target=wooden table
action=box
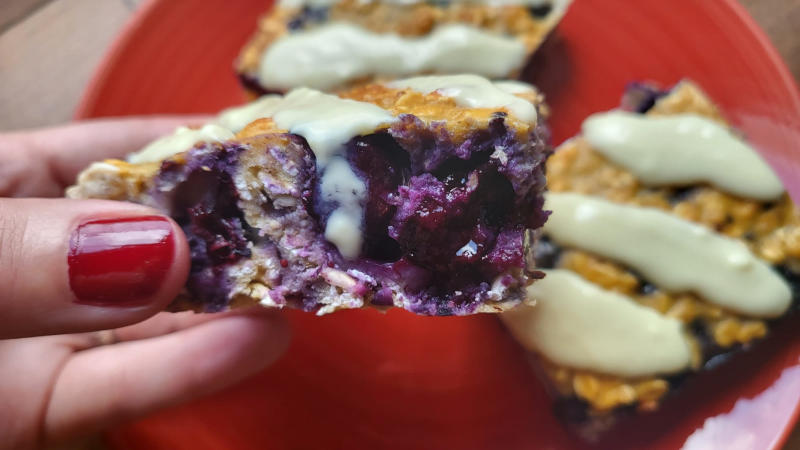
[1,0,799,448]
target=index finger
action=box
[0,116,210,197]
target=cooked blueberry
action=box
[528,3,553,18]
[160,143,253,309]
[346,133,410,262]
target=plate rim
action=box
[73,1,800,447]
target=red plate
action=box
[77,0,800,448]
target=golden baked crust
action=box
[236,83,545,142]
[236,0,570,94]
[540,80,800,413]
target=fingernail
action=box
[68,216,175,306]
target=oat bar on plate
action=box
[69,75,551,315]
[235,0,572,94]
[501,80,799,437]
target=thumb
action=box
[0,198,189,339]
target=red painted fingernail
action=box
[68,216,175,306]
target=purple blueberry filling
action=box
[150,112,548,315]
[155,144,253,310]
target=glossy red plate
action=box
[77,0,800,448]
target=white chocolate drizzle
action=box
[279,0,563,9]
[582,111,784,201]
[502,269,692,377]
[493,80,536,94]
[544,193,792,318]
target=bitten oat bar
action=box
[502,80,799,438]
[235,0,572,94]
[69,75,551,316]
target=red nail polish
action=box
[68,216,175,305]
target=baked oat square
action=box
[69,75,551,316]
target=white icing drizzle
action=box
[259,23,526,91]
[215,95,283,132]
[544,193,792,318]
[582,111,784,201]
[502,269,692,377]
[127,124,235,164]
[320,157,367,258]
[389,74,537,123]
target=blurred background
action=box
[0,0,797,131]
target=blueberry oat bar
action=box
[502,80,799,437]
[236,0,572,94]
[69,75,551,316]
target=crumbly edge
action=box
[235,0,571,92]
[539,80,800,414]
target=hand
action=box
[0,118,290,449]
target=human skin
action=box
[0,118,291,449]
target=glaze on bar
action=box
[69,74,551,316]
[320,157,368,258]
[544,192,792,318]
[269,88,397,163]
[582,111,784,201]
[502,269,692,377]
[259,24,527,91]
